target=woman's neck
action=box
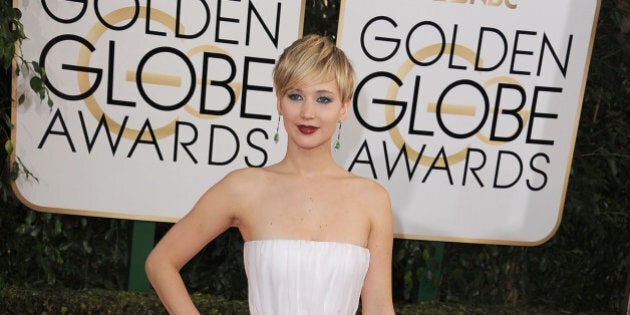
[279,142,343,178]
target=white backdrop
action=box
[335,0,600,244]
[14,0,303,219]
[13,0,599,245]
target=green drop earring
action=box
[334,121,342,150]
[273,115,281,143]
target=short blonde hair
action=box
[273,34,355,103]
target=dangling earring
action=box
[273,115,281,143]
[334,121,342,150]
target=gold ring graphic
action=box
[78,7,182,141]
[385,43,527,167]
[183,45,242,119]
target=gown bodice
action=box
[243,239,370,315]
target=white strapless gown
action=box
[244,239,370,315]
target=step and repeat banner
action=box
[336,0,600,244]
[13,0,304,220]
[13,0,600,245]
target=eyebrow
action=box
[288,88,334,94]
[315,89,335,94]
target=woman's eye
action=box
[287,93,303,101]
[316,96,332,104]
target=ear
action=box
[339,100,350,121]
[276,98,282,116]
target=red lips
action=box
[297,125,319,134]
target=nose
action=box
[300,99,315,119]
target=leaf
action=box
[607,158,618,178]
[422,248,431,261]
[82,240,93,254]
[4,139,13,155]
[18,92,25,104]
[29,75,42,91]
[10,160,19,181]
[15,156,39,182]
[54,219,62,236]
[1,112,13,129]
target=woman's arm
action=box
[145,171,242,314]
[361,183,396,315]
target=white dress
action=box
[244,239,370,315]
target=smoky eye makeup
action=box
[316,96,333,104]
[286,92,303,101]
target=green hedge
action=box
[1,285,600,315]
[0,285,248,315]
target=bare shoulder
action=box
[219,167,273,188]
[203,167,273,207]
[197,167,274,220]
[346,173,389,198]
[344,173,391,214]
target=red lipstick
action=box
[298,125,319,135]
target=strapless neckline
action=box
[244,238,370,315]
[244,238,368,250]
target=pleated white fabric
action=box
[243,239,370,315]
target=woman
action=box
[145,34,395,315]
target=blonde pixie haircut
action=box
[273,34,355,103]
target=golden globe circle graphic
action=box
[385,43,528,167]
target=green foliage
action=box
[1,285,591,315]
[0,206,132,290]
[0,4,49,204]
[392,240,444,301]
[0,4,20,204]
[303,0,340,38]
[0,5,23,70]
[0,285,249,315]
[178,227,248,300]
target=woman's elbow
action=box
[144,250,162,282]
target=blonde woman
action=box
[145,34,395,315]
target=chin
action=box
[292,141,330,151]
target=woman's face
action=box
[277,79,349,151]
